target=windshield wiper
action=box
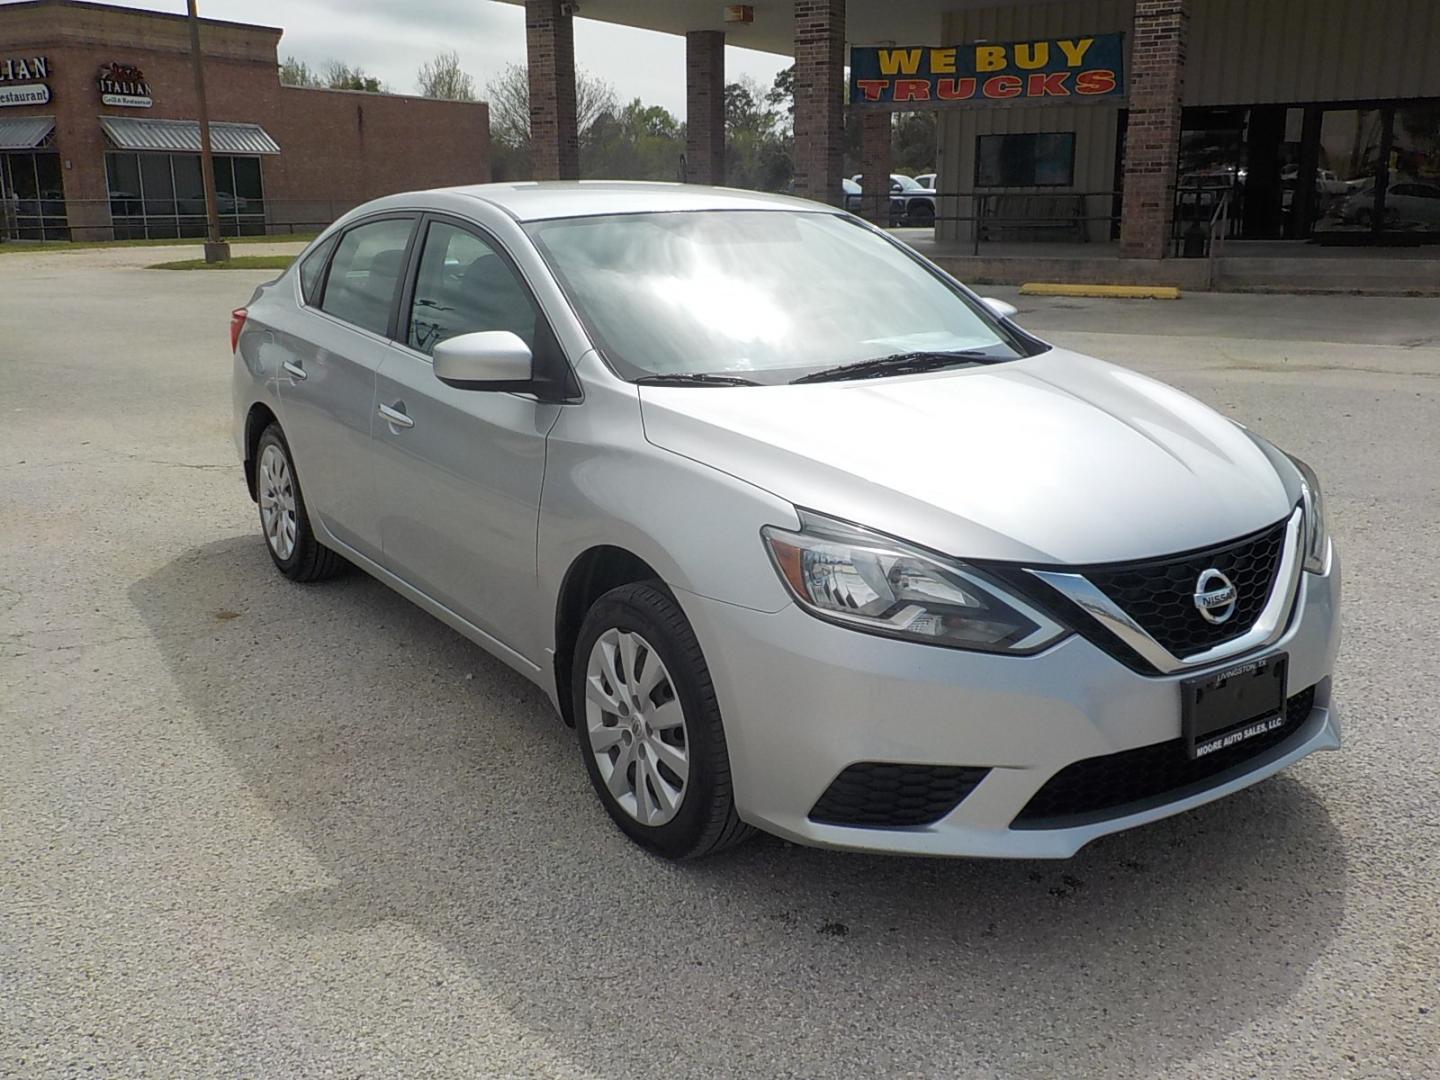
[790,350,1003,385]
[636,373,760,387]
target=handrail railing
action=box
[1205,188,1232,288]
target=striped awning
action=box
[99,116,281,155]
[0,115,55,150]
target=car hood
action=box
[637,349,1295,565]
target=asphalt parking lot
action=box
[2,244,1437,1079]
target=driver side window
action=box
[408,221,538,357]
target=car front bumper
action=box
[679,548,1341,858]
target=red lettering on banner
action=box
[1075,68,1117,95]
[935,77,977,100]
[855,79,890,101]
[982,75,1022,99]
[893,79,932,102]
[1026,72,1071,96]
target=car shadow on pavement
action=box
[130,535,1349,1078]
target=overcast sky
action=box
[55,0,790,115]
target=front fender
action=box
[536,378,798,661]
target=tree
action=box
[485,62,617,149]
[582,99,686,180]
[278,56,322,89]
[892,112,937,177]
[765,65,795,124]
[724,75,791,192]
[485,62,618,180]
[323,60,386,94]
[417,49,476,102]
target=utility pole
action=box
[188,0,229,263]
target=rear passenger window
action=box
[319,217,415,336]
[298,233,337,306]
[407,221,538,356]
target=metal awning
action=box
[99,116,281,155]
[0,115,55,150]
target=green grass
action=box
[148,255,296,271]
[0,233,316,255]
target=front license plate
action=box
[1181,653,1288,760]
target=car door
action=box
[371,215,565,663]
[276,213,417,557]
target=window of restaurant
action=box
[105,151,266,240]
[1,150,69,241]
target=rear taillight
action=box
[230,308,248,353]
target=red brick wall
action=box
[859,111,892,225]
[685,30,725,186]
[1,0,488,238]
[792,0,845,207]
[1120,0,1188,258]
[524,0,578,181]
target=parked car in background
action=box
[232,182,1340,862]
[914,172,937,190]
[842,177,904,224]
[852,173,937,227]
[1342,180,1440,228]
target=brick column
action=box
[859,110,891,225]
[685,31,726,185]
[525,0,579,180]
[793,0,846,206]
[1119,0,1188,258]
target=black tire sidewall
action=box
[255,425,318,577]
[572,585,729,858]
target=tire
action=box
[573,582,752,859]
[909,201,936,228]
[254,423,346,582]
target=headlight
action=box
[1289,454,1329,573]
[762,512,1068,653]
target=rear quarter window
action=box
[298,234,338,306]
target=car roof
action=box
[374,181,829,223]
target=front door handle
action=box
[378,402,414,430]
[282,360,307,381]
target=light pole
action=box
[188,0,229,263]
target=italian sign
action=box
[98,62,153,108]
[850,34,1125,108]
[0,54,50,106]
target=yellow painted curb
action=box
[1019,283,1181,299]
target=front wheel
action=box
[908,201,936,228]
[573,582,752,859]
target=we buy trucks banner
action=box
[850,34,1125,108]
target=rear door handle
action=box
[378,402,414,430]
[282,360,307,381]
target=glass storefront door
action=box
[1,151,69,240]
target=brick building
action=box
[504,0,1440,260]
[0,0,489,241]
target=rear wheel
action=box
[573,582,751,859]
[255,424,345,582]
[909,201,936,228]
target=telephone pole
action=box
[188,0,229,263]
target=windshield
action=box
[892,175,922,191]
[526,210,1036,384]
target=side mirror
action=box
[433,331,533,390]
[980,297,1018,321]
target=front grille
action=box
[1012,685,1316,829]
[809,762,990,829]
[1080,518,1289,658]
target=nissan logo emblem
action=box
[1193,568,1238,625]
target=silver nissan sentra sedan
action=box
[231,182,1340,860]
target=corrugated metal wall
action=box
[932,0,1440,242]
[1188,0,1440,105]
